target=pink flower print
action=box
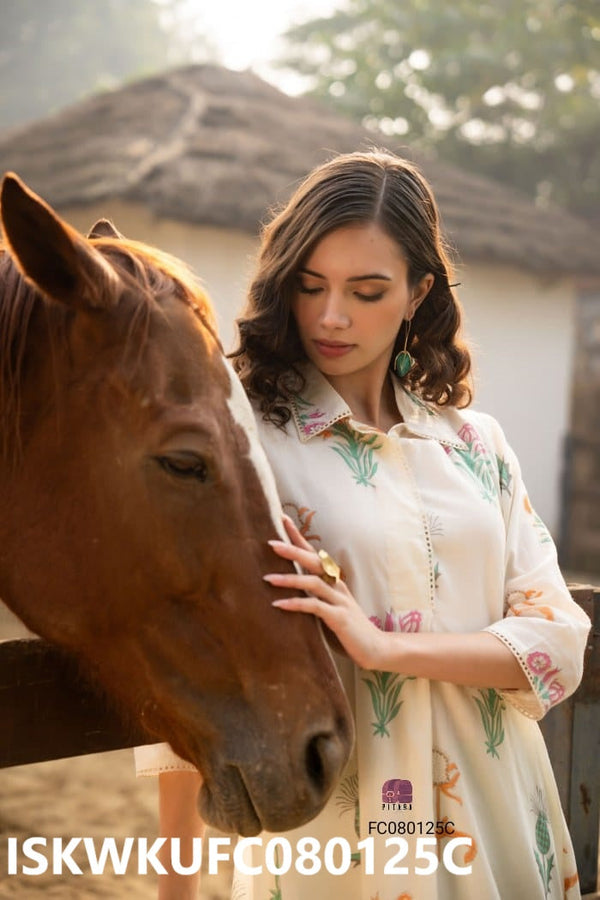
[527,651,552,675]
[301,411,327,436]
[457,422,478,444]
[457,422,487,455]
[399,610,422,632]
[548,680,565,705]
[370,609,422,633]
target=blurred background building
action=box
[1,1,598,572]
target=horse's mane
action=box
[0,236,219,463]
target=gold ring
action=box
[318,549,341,586]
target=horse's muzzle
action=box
[197,722,353,836]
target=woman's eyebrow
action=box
[299,267,392,282]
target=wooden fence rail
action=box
[0,638,150,767]
[1,585,598,893]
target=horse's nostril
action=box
[305,732,341,796]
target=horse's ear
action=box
[0,172,120,311]
[87,218,123,240]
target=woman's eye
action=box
[157,454,208,482]
[297,281,322,295]
[355,291,385,302]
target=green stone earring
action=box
[393,320,414,377]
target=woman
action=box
[137,150,590,899]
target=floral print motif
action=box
[528,651,553,674]
[523,494,553,544]
[496,454,513,495]
[293,393,330,437]
[362,671,414,737]
[282,502,321,542]
[443,422,499,503]
[564,871,579,894]
[369,609,422,633]
[506,589,555,622]
[405,390,439,417]
[336,771,360,832]
[432,749,478,865]
[268,853,283,900]
[526,651,565,707]
[329,422,382,487]
[427,513,444,536]
[432,748,462,808]
[474,688,506,758]
[531,787,555,898]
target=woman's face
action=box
[292,222,432,382]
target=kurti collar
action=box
[290,364,467,450]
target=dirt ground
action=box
[0,603,232,899]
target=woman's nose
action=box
[320,293,350,329]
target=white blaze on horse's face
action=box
[223,360,287,543]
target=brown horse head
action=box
[0,174,353,836]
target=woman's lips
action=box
[313,340,355,358]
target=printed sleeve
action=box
[134,742,198,777]
[481,416,591,720]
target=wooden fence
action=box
[0,585,598,893]
[540,584,600,896]
[560,434,600,574]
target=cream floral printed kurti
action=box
[137,364,590,900]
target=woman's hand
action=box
[266,517,531,690]
[265,515,386,671]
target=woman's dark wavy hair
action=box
[230,149,472,426]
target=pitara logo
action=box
[381,778,413,810]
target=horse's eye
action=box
[157,454,208,482]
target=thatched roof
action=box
[0,63,597,274]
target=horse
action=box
[0,173,353,837]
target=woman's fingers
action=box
[282,514,314,551]
[271,594,343,632]
[264,571,344,601]
[268,538,325,576]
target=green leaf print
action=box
[362,671,414,737]
[473,688,506,758]
[533,512,553,544]
[405,391,439,417]
[447,423,499,503]
[330,422,382,487]
[531,787,554,898]
[336,772,360,839]
[534,850,555,899]
[496,454,513,495]
[268,844,283,899]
